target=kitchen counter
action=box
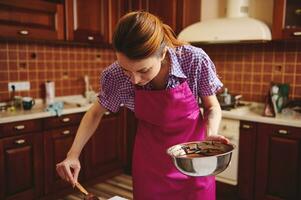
[1,96,300,128]
[0,95,93,124]
[222,102,301,128]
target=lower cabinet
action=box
[44,125,82,195]
[0,133,43,200]
[238,121,301,200]
[84,109,127,179]
[255,123,301,200]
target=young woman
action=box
[56,11,229,200]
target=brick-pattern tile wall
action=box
[202,41,301,102]
[0,41,116,102]
[0,40,300,103]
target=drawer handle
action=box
[18,30,29,35]
[88,36,94,41]
[293,32,301,36]
[277,129,288,135]
[104,111,110,115]
[15,139,26,145]
[62,117,70,122]
[62,130,71,135]
[242,124,251,129]
[295,9,301,15]
[14,125,25,130]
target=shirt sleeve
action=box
[197,50,223,96]
[98,68,122,113]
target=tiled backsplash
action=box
[0,41,300,103]
[203,41,301,102]
[0,42,116,102]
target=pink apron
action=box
[133,81,215,200]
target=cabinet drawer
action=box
[0,119,42,138]
[43,113,83,129]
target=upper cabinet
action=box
[0,0,65,40]
[65,0,129,44]
[129,0,201,35]
[272,0,301,39]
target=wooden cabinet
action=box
[255,123,301,200]
[65,0,129,44]
[0,121,43,200]
[272,0,301,39]
[238,121,257,200]
[238,121,301,200]
[84,109,126,179]
[0,0,65,41]
[130,0,201,35]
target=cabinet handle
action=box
[295,9,301,15]
[62,130,71,135]
[293,32,301,36]
[88,36,94,41]
[242,124,251,129]
[62,117,70,122]
[18,30,29,35]
[15,139,26,145]
[277,129,289,135]
[14,125,25,130]
[104,111,110,115]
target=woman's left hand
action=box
[206,135,230,144]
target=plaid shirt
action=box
[98,45,223,112]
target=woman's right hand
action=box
[56,154,81,186]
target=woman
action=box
[56,11,229,200]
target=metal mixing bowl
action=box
[166,141,235,177]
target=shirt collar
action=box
[167,47,187,79]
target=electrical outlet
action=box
[8,81,31,91]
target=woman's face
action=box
[116,52,164,85]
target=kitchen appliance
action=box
[216,118,240,185]
[166,141,235,177]
[178,0,271,43]
[217,88,243,110]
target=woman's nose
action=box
[130,73,140,84]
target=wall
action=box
[0,40,300,103]
[0,41,115,102]
[202,40,301,102]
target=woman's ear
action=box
[160,47,167,62]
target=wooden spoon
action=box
[75,182,89,196]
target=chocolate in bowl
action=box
[84,194,99,200]
[167,141,235,176]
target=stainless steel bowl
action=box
[166,141,235,177]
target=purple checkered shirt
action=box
[98,45,223,112]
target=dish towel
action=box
[45,101,64,116]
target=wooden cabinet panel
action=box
[130,0,200,35]
[0,133,43,200]
[84,111,126,179]
[43,113,83,129]
[65,0,129,44]
[44,126,80,195]
[0,0,64,40]
[238,121,257,200]
[0,119,42,138]
[255,124,301,200]
[272,0,301,40]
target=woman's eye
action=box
[140,68,150,73]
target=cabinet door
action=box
[272,0,301,39]
[130,0,200,35]
[255,124,301,200]
[84,110,126,179]
[0,133,43,200]
[238,121,257,200]
[0,0,64,40]
[65,0,129,44]
[44,126,81,195]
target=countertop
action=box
[1,96,300,128]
